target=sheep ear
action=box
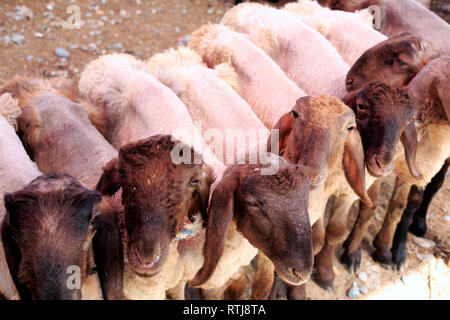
[401,120,423,180]
[196,165,216,222]
[343,130,372,207]
[267,111,293,155]
[3,191,38,231]
[189,168,240,287]
[434,78,450,124]
[96,158,121,196]
[92,198,125,300]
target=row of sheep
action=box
[0,0,448,300]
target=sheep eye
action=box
[292,110,299,118]
[357,104,367,111]
[190,179,200,186]
[348,126,356,132]
[247,201,258,207]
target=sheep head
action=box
[345,82,422,179]
[268,95,372,206]
[190,157,313,287]
[346,33,441,92]
[2,174,102,300]
[96,134,214,277]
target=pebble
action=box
[206,8,214,15]
[112,43,123,49]
[101,0,108,4]
[46,4,54,11]
[347,286,360,299]
[54,48,70,59]
[416,252,434,261]
[444,216,450,221]
[81,45,90,51]
[359,285,368,295]
[182,9,187,14]
[69,44,79,49]
[34,32,44,38]
[357,272,368,282]
[26,55,33,61]
[412,237,436,249]
[41,25,48,31]
[7,5,33,21]
[11,33,25,45]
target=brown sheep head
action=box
[345,82,422,179]
[268,95,372,206]
[345,33,441,92]
[96,134,215,277]
[2,174,102,300]
[190,158,313,287]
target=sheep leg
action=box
[391,186,423,271]
[314,197,354,289]
[373,177,412,266]
[341,179,381,273]
[410,159,449,237]
[286,283,306,300]
[251,253,275,300]
[224,268,247,300]
[312,217,325,255]
[166,280,186,300]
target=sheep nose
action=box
[136,241,161,264]
[375,153,393,170]
[346,78,354,89]
[309,168,327,186]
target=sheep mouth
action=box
[127,246,166,277]
[367,155,394,178]
[276,266,311,286]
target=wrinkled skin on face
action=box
[345,33,441,92]
[190,159,314,287]
[350,82,421,179]
[96,135,214,277]
[2,174,102,300]
[268,96,372,206]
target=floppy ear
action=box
[73,190,102,222]
[92,198,125,300]
[434,78,450,123]
[343,130,372,207]
[3,191,38,232]
[189,168,240,287]
[267,111,294,155]
[96,158,121,196]
[401,120,423,180]
[194,165,216,223]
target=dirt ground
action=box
[0,0,449,300]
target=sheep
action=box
[221,2,350,99]
[256,94,374,298]
[2,173,124,300]
[0,94,41,300]
[377,57,450,267]
[188,23,307,129]
[326,0,450,55]
[79,54,228,299]
[283,0,388,65]
[345,33,441,92]
[0,77,124,299]
[145,46,270,161]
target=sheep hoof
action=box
[340,248,361,274]
[313,275,336,293]
[409,216,427,237]
[372,248,392,266]
[391,240,407,272]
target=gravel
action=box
[347,285,360,299]
[54,48,70,58]
[412,237,436,249]
[11,33,25,45]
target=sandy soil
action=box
[0,0,448,300]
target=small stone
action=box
[357,272,368,282]
[181,9,187,14]
[175,26,180,33]
[81,45,89,51]
[85,13,92,18]
[444,216,450,221]
[41,25,47,31]
[100,0,108,4]
[36,58,43,63]
[26,55,33,61]
[352,281,357,287]
[412,237,436,249]
[34,32,44,38]
[119,10,127,17]
[206,8,214,15]
[11,33,25,45]
[359,285,368,295]
[54,48,70,59]
[88,43,97,50]
[112,43,122,49]
[69,44,79,49]
[416,252,434,261]
[347,286,360,299]
[46,3,54,10]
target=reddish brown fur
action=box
[345,33,441,92]
[2,173,123,300]
[96,134,215,277]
